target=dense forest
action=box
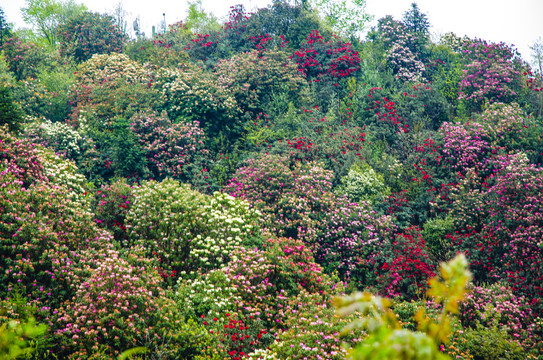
[1,0,543,359]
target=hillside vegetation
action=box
[1,1,543,359]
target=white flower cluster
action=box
[35,146,91,211]
[176,269,240,317]
[77,53,149,86]
[191,192,260,266]
[157,67,239,118]
[126,179,261,274]
[247,348,278,359]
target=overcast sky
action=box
[2,0,542,64]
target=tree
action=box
[530,37,543,76]
[21,0,87,46]
[0,85,23,132]
[402,2,430,35]
[310,0,373,40]
[245,0,330,50]
[184,0,219,34]
[0,6,12,47]
[109,1,130,40]
[57,11,127,63]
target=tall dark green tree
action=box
[402,2,430,35]
[244,0,330,50]
[0,6,12,46]
[0,85,23,133]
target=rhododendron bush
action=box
[125,179,262,283]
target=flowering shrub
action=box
[23,118,83,159]
[364,226,436,300]
[69,53,159,124]
[201,312,271,359]
[225,153,334,242]
[57,12,126,63]
[214,50,308,117]
[477,102,539,155]
[0,127,112,312]
[223,238,336,331]
[178,237,337,333]
[1,37,43,80]
[459,283,538,351]
[458,38,523,110]
[440,121,491,173]
[177,270,241,319]
[359,86,409,135]
[452,154,543,310]
[290,30,360,86]
[375,16,426,82]
[315,196,396,282]
[130,110,209,181]
[266,291,363,359]
[157,66,240,140]
[54,252,162,358]
[53,251,221,359]
[126,179,261,283]
[92,178,134,243]
[336,254,471,360]
[335,162,390,204]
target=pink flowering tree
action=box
[458,39,523,111]
[130,111,209,182]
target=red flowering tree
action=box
[367,226,436,299]
[290,30,360,86]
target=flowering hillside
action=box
[1,1,543,359]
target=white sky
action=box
[2,0,542,63]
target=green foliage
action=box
[214,49,309,119]
[421,214,455,261]
[335,161,390,204]
[402,2,430,35]
[0,317,47,359]
[455,322,525,360]
[0,7,12,47]
[21,0,87,47]
[0,85,22,132]
[245,1,330,50]
[184,0,220,34]
[311,0,373,41]
[336,254,472,359]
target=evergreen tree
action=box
[0,6,12,46]
[402,2,430,35]
[0,85,23,133]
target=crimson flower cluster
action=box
[366,87,409,132]
[202,312,268,359]
[290,30,360,85]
